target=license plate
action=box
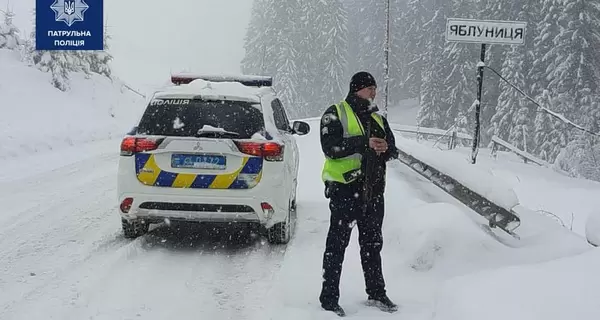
[171,154,226,170]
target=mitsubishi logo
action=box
[193,142,203,151]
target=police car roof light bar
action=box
[171,73,273,87]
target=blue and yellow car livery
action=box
[134,153,263,189]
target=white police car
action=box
[116,73,310,244]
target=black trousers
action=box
[319,182,386,305]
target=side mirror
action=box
[291,121,310,136]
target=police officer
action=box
[318,71,399,316]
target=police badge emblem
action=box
[50,0,89,27]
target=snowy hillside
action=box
[0,48,147,161]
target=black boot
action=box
[321,302,346,317]
[366,295,398,313]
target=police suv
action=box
[117,74,310,244]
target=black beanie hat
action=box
[349,71,377,93]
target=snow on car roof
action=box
[152,78,270,104]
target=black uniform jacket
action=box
[320,92,399,199]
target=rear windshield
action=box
[136,98,264,139]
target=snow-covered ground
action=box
[0,55,598,318]
[264,120,595,319]
[394,135,600,242]
[1,104,598,319]
[0,49,146,162]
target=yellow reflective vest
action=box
[321,100,385,184]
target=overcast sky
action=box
[1,0,254,93]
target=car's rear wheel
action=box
[267,198,295,245]
[122,218,149,239]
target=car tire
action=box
[267,198,295,245]
[122,218,149,239]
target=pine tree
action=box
[240,0,270,75]
[489,46,529,149]
[554,124,600,181]
[475,0,514,144]
[529,0,561,98]
[385,0,407,106]
[269,0,304,116]
[348,0,386,81]
[533,90,567,160]
[440,0,478,133]
[241,0,350,119]
[308,0,349,107]
[542,0,600,161]
[85,25,113,78]
[442,41,477,133]
[399,0,433,102]
[488,1,538,150]
[27,10,87,91]
[296,2,317,89]
[0,7,24,50]
[417,1,453,130]
[531,0,564,159]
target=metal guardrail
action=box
[390,124,473,150]
[390,124,472,140]
[489,135,549,166]
[395,145,521,239]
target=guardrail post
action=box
[490,140,498,159]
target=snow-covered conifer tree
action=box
[488,46,529,149]
[269,0,302,116]
[417,1,452,130]
[240,0,271,75]
[0,7,24,50]
[399,0,433,102]
[347,0,385,81]
[488,1,538,150]
[306,0,349,106]
[541,0,600,161]
[29,11,78,91]
[85,25,113,78]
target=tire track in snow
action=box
[18,224,290,320]
[0,152,137,318]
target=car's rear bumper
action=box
[117,155,292,228]
[119,192,281,227]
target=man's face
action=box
[356,85,377,101]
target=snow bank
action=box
[391,203,509,276]
[432,248,600,320]
[0,49,146,160]
[392,203,590,275]
[395,135,520,211]
[586,213,600,246]
[419,143,600,244]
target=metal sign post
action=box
[445,18,527,164]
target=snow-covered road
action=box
[0,119,593,320]
[0,139,285,320]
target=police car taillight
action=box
[261,202,275,218]
[120,137,162,156]
[234,141,283,161]
[120,197,134,213]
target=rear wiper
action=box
[196,126,239,137]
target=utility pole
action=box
[383,0,390,118]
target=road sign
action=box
[444,18,528,164]
[446,18,527,45]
